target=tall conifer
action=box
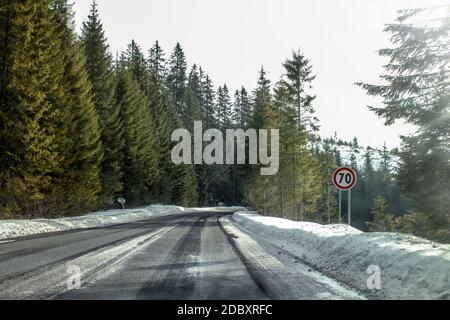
[81,1,124,207]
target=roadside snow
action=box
[232,211,450,300]
[0,205,245,240]
[220,217,365,300]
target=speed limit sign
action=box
[333,167,357,226]
[333,167,357,190]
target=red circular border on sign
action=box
[333,167,357,190]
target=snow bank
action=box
[0,205,245,240]
[232,212,450,300]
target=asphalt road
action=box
[0,211,364,300]
[0,212,269,300]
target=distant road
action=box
[0,211,362,300]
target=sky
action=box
[73,0,450,149]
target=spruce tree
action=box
[148,43,199,206]
[379,143,391,175]
[81,1,124,207]
[316,140,338,223]
[146,77,180,203]
[251,68,272,129]
[363,148,374,178]
[183,65,204,128]
[239,87,251,128]
[179,164,199,207]
[114,71,158,205]
[274,57,322,221]
[216,85,232,129]
[334,148,343,167]
[282,49,319,134]
[232,90,242,127]
[357,6,450,241]
[48,0,103,215]
[182,87,202,130]
[148,40,166,81]
[188,65,215,205]
[367,196,395,232]
[166,42,187,117]
[122,40,148,91]
[0,0,63,217]
[187,64,202,102]
[241,70,276,214]
[200,71,217,128]
[349,153,358,171]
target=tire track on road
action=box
[138,215,208,299]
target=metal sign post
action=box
[332,167,357,226]
[348,189,351,225]
[117,197,126,210]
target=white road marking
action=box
[0,240,15,244]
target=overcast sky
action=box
[73,0,450,149]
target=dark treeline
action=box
[0,1,448,242]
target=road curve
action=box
[0,212,268,300]
[0,211,364,300]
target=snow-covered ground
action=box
[0,205,245,240]
[220,216,365,300]
[231,211,450,300]
[2,206,448,300]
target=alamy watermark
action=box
[171,121,279,176]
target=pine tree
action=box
[216,85,232,129]
[363,148,374,179]
[244,80,282,217]
[148,40,166,81]
[81,1,124,207]
[232,90,242,127]
[179,164,199,207]
[166,42,187,117]
[357,6,450,241]
[349,153,358,171]
[204,84,232,203]
[182,87,202,130]
[122,40,148,91]
[47,0,103,215]
[379,142,392,175]
[367,196,396,232]
[239,87,251,128]
[148,44,200,206]
[187,64,202,101]
[231,88,252,128]
[183,65,203,128]
[244,73,322,221]
[114,71,158,205]
[282,49,319,134]
[279,50,321,220]
[316,140,338,223]
[352,137,360,150]
[251,67,271,129]
[146,77,180,203]
[0,0,64,217]
[200,71,216,128]
[185,65,211,204]
[334,148,343,166]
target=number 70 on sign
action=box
[332,167,357,225]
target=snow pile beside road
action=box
[232,212,450,300]
[0,205,245,240]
